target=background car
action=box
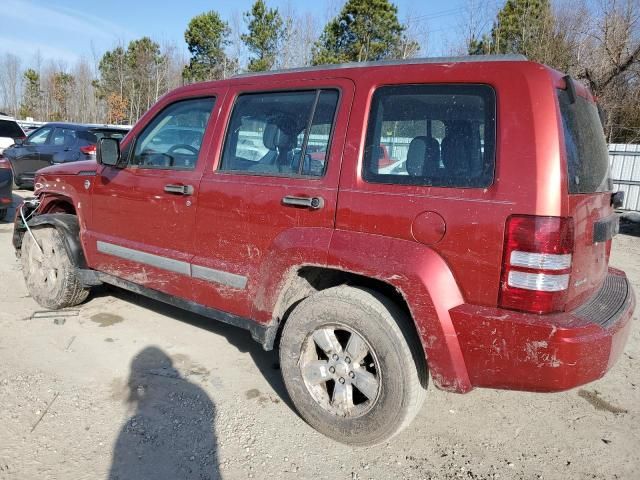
[4,123,129,188]
[0,114,26,155]
[0,154,13,220]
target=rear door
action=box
[86,95,220,301]
[191,78,354,319]
[557,87,615,309]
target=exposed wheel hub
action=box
[299,324,381,418]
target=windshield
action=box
[557,89,612,194]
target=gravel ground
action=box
[0,193,639,480]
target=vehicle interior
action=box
[365,88,495,187]
[222,90,338,177]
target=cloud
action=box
[0,0,133,42]
[0,36,81,64]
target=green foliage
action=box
[52,72,74,121]
[97,46,128,99]
[97,37,169,123]
[241,0,284,72]
[312,0,406,65]
[183,11,234,82]
[19,69,40,119]
[469,0,552,56]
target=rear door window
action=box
[84,129,128,143]
[557,89,612,193]
[0,120,24,138]
[220,89,339,177]
[363,84,496,188]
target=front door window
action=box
[130,97,215,170]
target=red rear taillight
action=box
[499,215,574,314]
[80,144,97,155]
[0,156,11,169]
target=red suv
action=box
[13,55,635,446]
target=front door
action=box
[85,95,220,300]
[14,126,52,183]
[191,79,354,320]
[39,126,80,165]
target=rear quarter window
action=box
[363,84,496,188]
[557,89,612,193]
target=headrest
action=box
[406,136,428,176]
[263,123,296,151]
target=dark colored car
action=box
[4,123,129,188]
[13,55,635,446]
[0,154,12,220]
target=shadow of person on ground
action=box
[109,346,220,480]
[101,287,295,412]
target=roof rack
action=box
[232,54,527,79]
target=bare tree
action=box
[0,53,22,117]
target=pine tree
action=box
[312,0,406,65]
[241,0,284,72]
[183,11,234,82]
[19,69,40,119]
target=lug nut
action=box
[332,354,339,361]
[338,377,345,384]
[345,356,351,363]
[349,371,355,378]
[329,366,335,374]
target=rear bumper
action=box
[450,268,635,392]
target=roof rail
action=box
[232,54,528,79]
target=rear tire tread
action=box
[279,285,427,446]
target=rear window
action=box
[81,129,128,143]
[557,89,612,193]
[0,119,24,138]
[363,84,496,188]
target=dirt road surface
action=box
[1,193,639,480]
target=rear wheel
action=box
[0,208,6,221]
[279,285,427,446]
[21,226,89,309]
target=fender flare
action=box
[252,227,473,393]
[23,213,89,269]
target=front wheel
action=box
[279,286,427,446]
[21,226,89,309]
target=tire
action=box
[279,285,428,446]
[0,208,6,221]
[21,226,90,309]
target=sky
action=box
[0,0,471,66]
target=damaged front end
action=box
[12,196,41,256]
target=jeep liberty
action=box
[13,55,635,445]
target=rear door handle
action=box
[164,184,194,195]
[282,195,324,209]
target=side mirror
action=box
[97,137,120,167]
[14,138,24,146]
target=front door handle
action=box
[164,184,194,195]
[282,195,324,209]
